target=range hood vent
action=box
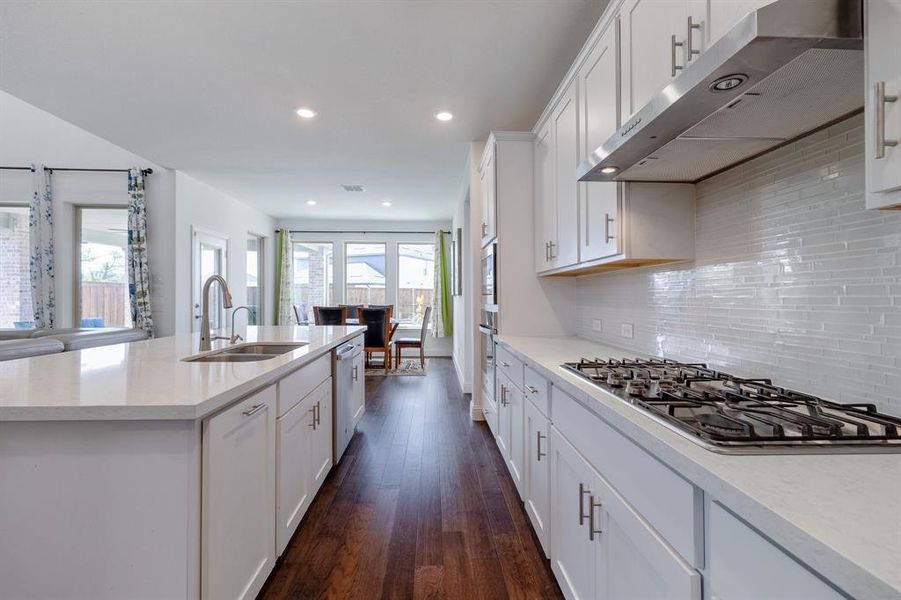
[577,0,863,184]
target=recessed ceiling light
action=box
[295,107,317,119]
[434,111,453,122]
[306,199,317,206]
[600,166,619,175]
[381,201,392,207]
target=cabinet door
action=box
[495,373,511,460]
[524,398,551,557]
[310,378,333,493]
[866,0,901,207]
[534,120,556,272]
[276,393,315,556]
[507,385,526,498]
[595,470,701,600]
[708,0,774,47]
[550,426,600,600]
[620,0,689,120]
[352,348,365,427]
[578,20,621,262]
[480,145,497,246]
[553,80,580,268]
[202,386,277,600]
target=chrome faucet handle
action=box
[230,333,244,344]
[229,305,254,345]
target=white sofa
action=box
[0,328,150,361]
[0,338,65,361]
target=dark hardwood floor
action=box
[259,358,562,600]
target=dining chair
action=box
[293,304,308,325]
[358,306,393,374]
[313,306,347,325]
[394,306,431,370]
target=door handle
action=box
[686,16,701,61]
[875,81,898,159]
[314,401,321,427]
[242,403,266,417]
[588,495,603,541]
[309,407,317,429]
[352,364,359,381]
[537,430,547,461]
[604,213,615,244]
[526,385,539,394]
[578,483,591,525]
[671,34,684,77]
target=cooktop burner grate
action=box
[561,358,901,453]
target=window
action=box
[293,242,334,323]
[77,207,132,328]
[345,242,386,306]
[397,243,434,325]
[0,205,33,328]
[246,235,264,325]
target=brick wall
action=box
[574,114,901,413]
[0,210,32,327]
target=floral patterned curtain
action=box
[29,165,55,329]
[127,169,154,335]
[275,229,295,325]
[431,230,452,337]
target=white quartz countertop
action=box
[0,326,366,422]
[497,335,901,600]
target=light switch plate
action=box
[621,323,634,338]
[592,319,602,332]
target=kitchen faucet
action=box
[229,306,255,344]
[199,275,234,352]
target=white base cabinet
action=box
[202,385,277,600]
[351,346,366,426]
[524,396,551,557]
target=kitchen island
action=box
[0,325,365,600]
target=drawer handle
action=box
[526,385,539,394]
[537,431,547,461]
[242,403,266,417]
[499,361,510,368]
[589,495,603,541]
[578,483,591,525]
[875,81,898,159]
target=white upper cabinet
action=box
[865,0,901,209]
[535,120,556,272]
[620,0,690,120]
[553,80,581,269]
[578,19,620,263]
[480,143,497,246]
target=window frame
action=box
[246,232,266,325]
[395,241,436,326]
[74,205,132,329]
[292,240,336,323]
[343,240,388,308]
[0,202,32,329]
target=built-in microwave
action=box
[481,242,497,310]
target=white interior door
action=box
[192,228,229,333]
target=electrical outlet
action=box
[621,323,634,339]
[592,319,602,332]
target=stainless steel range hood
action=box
[577,0,864,184]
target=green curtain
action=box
[432,230,452,336]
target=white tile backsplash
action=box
[575,114,901,413]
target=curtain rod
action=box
[0,165,153,176]
[278,229,443,235]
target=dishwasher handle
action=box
[336,342,361,361]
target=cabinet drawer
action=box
[277,353,331,417]
[552,386,701,567]
[523,365,549,417]
[707,502,843,600]
[496,345,523,391]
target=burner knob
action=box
[607,372,624,387]
[647,380,661,396]
[626,380,646,396]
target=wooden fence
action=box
[81,282,130,327]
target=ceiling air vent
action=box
[341,184,365,193]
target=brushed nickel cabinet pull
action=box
[875,81,898,159]
[309,407,316,429]
[526,385,539,394]
[537,431,547,461]
[352,364,358,381]
[588,495,603,541]
[242,403,266,417]
[578,483,591,525]
[671,35,684,77]
[687,16,701,60]
[605,213,615,243]
[315,401,321,427]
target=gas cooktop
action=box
[561,358,901,454]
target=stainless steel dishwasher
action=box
[334,339,362,460]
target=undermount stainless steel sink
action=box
[183,342,307,363]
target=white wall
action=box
[0,91,178,335]
[274,218,453,357]
[174,172,276,334]
[452,189,473,392]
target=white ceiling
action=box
[0,1,607,221]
